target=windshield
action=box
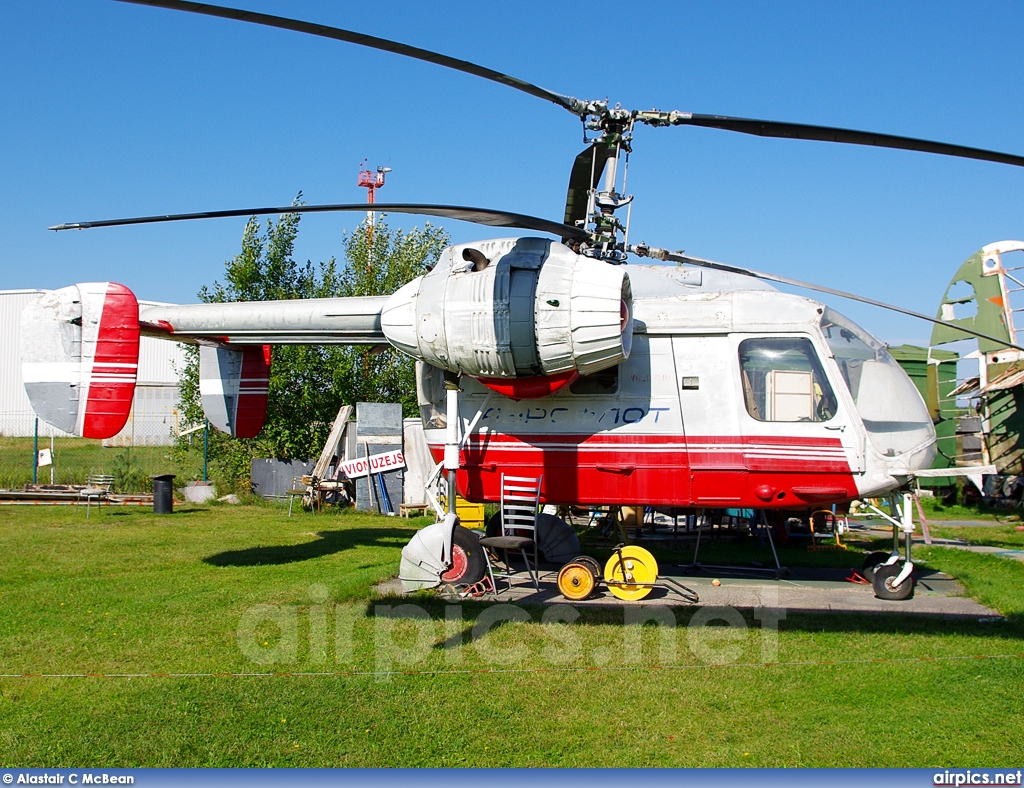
[821,309,934,458]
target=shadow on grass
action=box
[362,596,1024,647]
[203,527,413,567]
[104,508,210,517]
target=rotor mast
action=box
[580,107,635,262]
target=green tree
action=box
[175,201,449,491]
[330,216,449,409]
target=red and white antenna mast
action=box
[357,159,391,228]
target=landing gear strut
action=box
[859,492,916,600]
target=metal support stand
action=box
[680,510,786,579]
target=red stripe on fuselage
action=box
[432,432,857,508]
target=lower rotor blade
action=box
[641,246,1024,353]
[50,203,592,242]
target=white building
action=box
[0,289,187,445]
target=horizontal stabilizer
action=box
[21,283,140,438]
[200,344,271,438]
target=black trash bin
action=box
[150,474,177,514]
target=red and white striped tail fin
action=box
[199,344,271,439]
[21,283,140,439]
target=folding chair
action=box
[479,474,542,592]
[286,477,308,517]
[81,473,114,519]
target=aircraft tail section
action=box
[21,283,140,439]
[200,344,271,439]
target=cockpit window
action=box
[820,308,887,404]
[738,337,837,422]
[820,308,934,458]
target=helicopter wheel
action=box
[604,545,658,601]
[872,562,915,601]
[558,562,597,601]
[439,526,486,586]
[861,551,891,582]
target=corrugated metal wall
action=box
[0,290,186,440]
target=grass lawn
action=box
[928,523,1024,551]
[0,437,180,492]
[1,503,1022,767]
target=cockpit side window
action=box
[739,337,837,422]
[819,309,885,404]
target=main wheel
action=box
[861,551,891,581]
[440,525,486,586]
[872,562,915,601]
[604,545,658,601]
[558,562,597,600]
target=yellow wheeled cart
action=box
[557,545,660,601]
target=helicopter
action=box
[19,0,1024,600]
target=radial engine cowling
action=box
[380,237,633,381]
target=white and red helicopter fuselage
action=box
[419,260,936,510]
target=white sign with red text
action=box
[338,449,406,479]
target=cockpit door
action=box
[735,334,863,504]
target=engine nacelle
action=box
[380,237,633,381]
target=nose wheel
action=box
[861,551,890,582]
[872,562,915,600]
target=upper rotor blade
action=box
[114,0,584,116]
[643,247,1024,353]
[114,2,1024,172]
[673,114,1024,168]
[50,202,592,242]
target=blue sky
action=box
[2,0,1023,346]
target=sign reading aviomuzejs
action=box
[339,449,406,479]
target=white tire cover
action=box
[399,518,453,592]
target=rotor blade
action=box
[563,144,615,232]
[114,0,585,116]
[637,246,1024,353]
[670,113,1024,168]
[50,202,592,242]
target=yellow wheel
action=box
[558,562,597,601]
[604,545,659,601]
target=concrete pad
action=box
[378,561,1001,620]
